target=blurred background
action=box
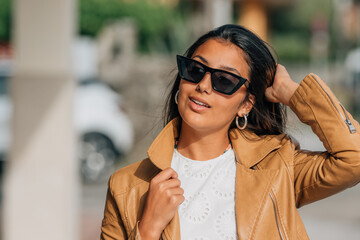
[0,0,359,239]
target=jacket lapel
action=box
[234,163,278,239]
[229,129,283,239]
[229,128,284,168]
[146,119,180,239]
[147,118,179,170]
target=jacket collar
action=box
[147,118,286,169]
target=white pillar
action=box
[3,0,79,239]
[205,0,233,29]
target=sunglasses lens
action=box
[179,58,205,83]
[212,72,240,94]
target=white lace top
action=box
[170,147,238,240]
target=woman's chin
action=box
[180,113,210,131]
[180,114,229,134]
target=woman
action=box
[100,24,360,240]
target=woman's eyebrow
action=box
[193,55,208,64]
[219,65,241,76]
[193,55,242,76]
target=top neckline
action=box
[173,147,234,164]
[174,141,232,153]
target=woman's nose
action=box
[196,72,212,94]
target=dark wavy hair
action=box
[163,24,287,136]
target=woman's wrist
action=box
[138,219,162,240]
[265,64,299,105]
[279,80,299,106]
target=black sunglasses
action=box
[176,55,249,95]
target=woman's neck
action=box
[177,121,231,161]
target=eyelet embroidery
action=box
[211,168,236,199]
[179,192,211,224]
[215,208,237,240]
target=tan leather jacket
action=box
[101,74,360,240]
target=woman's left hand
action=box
[265,64,299,106]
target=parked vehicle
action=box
[0,38,134,183]
[75,78,134,182]
[0,60,11,177]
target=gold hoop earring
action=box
[236,114,248,130]
[175,90,179,105]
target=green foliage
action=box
[0,0,11,41]
[0,0,187,52]
[271,34,309,62]
[79,0,186,53]
[269,0,333,62]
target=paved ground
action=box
[81,112,360,240]
[82,182,107,240]
[298,186,360,239]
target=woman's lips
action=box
[189,97,211,111]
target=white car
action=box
[75,79,134,182]
[0,59,12,164]
[0,66,134,183]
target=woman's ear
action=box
[237,94,255,116]
[248,94,255,107]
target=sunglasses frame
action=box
[176,55,249,95]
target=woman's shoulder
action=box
[108,157,159,195]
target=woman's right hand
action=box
[265,64,299,106]
[138,167,185,240]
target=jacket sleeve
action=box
[100,176,142,240]
[288,73,360,208]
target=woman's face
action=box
[178,39,254,133]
